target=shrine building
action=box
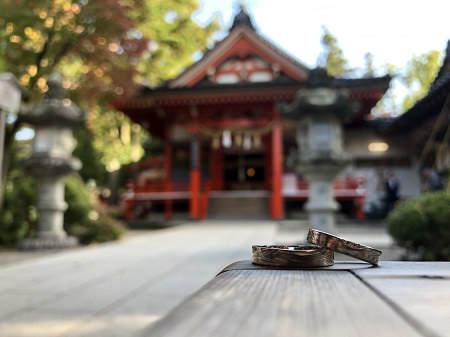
[114,8,420,221]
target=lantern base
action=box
[18,236,78,250]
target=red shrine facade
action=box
[114,9,391,221]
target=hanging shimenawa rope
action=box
[197,120,277,139]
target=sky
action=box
[194,0,449,72]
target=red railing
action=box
[122,175,367,220]
[121,180,191,220]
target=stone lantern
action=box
[282,68,357,232]
[20,74,85,249]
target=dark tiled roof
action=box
[230,5,255,31]
[388,40,450,133]
[367,116,397,133]
[433,40,450,87]
[331,75,392,89]
[134,73,391,98]
[134,80,303,97]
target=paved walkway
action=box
[0,220,399,337]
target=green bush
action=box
[64,175,92,225]
[0,170,37,246]
[64,175,126,245]
[0,172,125,246]
[67,215,126,245]
[386,191,450,260]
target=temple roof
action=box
[167,8,310,88]
[114,8,392,138]
[387,40,450,133]
[133,74,391,96]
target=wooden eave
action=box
[114,83,303,109]
[115,75,390,112]
[114,77,390,141]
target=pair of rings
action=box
[252,229,382,268]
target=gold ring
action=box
[307,229,382,266]
[252,244,334,268]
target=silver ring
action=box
[252,244,334,268]
[307,229,382,266]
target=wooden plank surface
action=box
[353,261,450,337]
[147,265,428,337]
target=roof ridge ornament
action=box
[230,2,255,31]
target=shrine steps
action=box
[207,191,269,219]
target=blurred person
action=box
[384,171,400,216]
[422,167,444,192]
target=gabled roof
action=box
[114,7,392,138]
[169,9,310,88]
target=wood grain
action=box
[147,268,424,337]
[353,261,450,337]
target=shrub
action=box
[64,174,92,226]
[386,191,450,260]
[64,175,126,245]
[67,215,126,245]
[1,172,125,247]
[0,170,37,246]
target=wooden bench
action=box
[146,260,450,337]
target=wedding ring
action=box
[307,229,382,266]
[252,244,334,268]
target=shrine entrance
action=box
[115,5,390,222]
[224,152,266,190]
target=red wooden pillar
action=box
[271,121,284,219]
[164,125,173,220]
[353,195,366,220]
[189,132,201,219]
[210,146,224,190]
[264,135,272,190]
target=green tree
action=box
[0,0,148,207]
[88,106,146,173]
[0,0,147,100]
[73,128,106,185]
[374,51,442,115]
[317,26,351,77]
[0,0,218,207]
[401,50,442,111]
[136,0,219,85]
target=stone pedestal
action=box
[20,161,81,250]
[35,177,68,239]
[301,161,348,232]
